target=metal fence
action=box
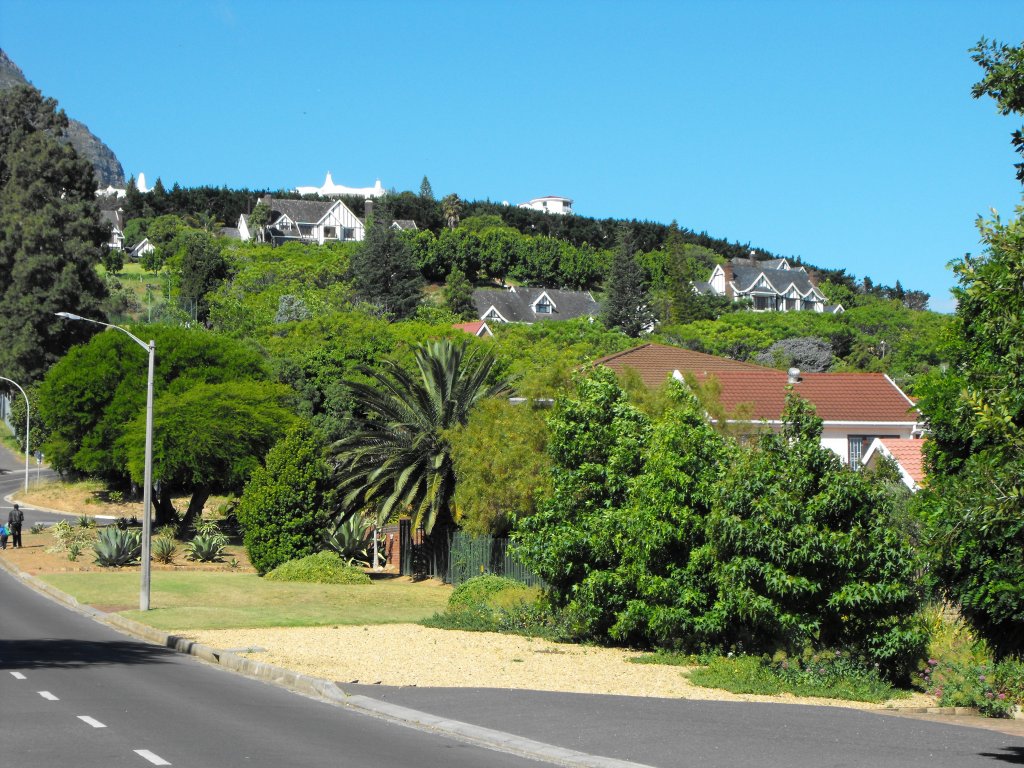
[446,531,545,588]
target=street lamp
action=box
[0,376,30,494]
[56,312,155,611]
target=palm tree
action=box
[332,339,511,534]
[441,193,462,229]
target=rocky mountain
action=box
[0,49,125,187]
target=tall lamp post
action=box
[0,376,30,494]
[56,312,155,611]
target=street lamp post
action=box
[0,376,30,494]
[56,312,155,611]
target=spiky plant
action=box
[93,527,142,567]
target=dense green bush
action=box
[237,421,334,575]
[447,575,537,613]
[265,551,370,585]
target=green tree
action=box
[971,38,1024,184]
[234,421,334,574]
[448,399,553,536]
[0,85,109,383]
[443,265,476,320]
[332,339,510,534]
[349,206,424,320]
[441,193,462,229]
[602,229,653,337]
[120,380,297,531]
[171,230,228,323]
[419,175,434,200]
[247,201,270,243]
[916,209,1024,658]
[122,217,150,249]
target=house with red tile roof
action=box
[862,438,927,491]
[452,320,493,338]
[597,344,922,466]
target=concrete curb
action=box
[0,553,654,768]
[2,491,118,521]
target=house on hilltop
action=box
[100,209,124,250]
[472,286,599,324]
[597,343,920,466]
[238,196,365,245]
[696,256,842,314]
[518,196,574,215]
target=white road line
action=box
[38,691,59,701]
[134,749,171,765]
[10,671,26,680]
[77,715,106,728]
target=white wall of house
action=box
[519,196,573,215]
[820,422,918,465]
[318,203,364,242]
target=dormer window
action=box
[535,299,552,314]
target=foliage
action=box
[152,534,178,564]
[446,574,537,612]
[915,207,1024,660]
[236,421,334,575]
[332,339,510,534]
[0,84,109,384]
[448,398,553,536]
[602,229,653,337]
[971,38,1024,184]
[47,520,93,553]
[92,526,142,567]
[423,577,562,639]
[754,337,833,372]
[443,265,476,320]
[923,657,1024,718]
[322,513,374,565]
[264,551,371,585]
[685,652,902,704]
[350,206,424,320]
[185,532,227,562]
[169,229,228,323]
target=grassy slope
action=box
[41,572,451,631]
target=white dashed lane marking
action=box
[77,715,106,728]
[38,690,59,701]
[10,671,26,679]
[134,749,172,765]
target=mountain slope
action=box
[0,49,125,186]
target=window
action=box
[342,227,354,240]
[849,434,900,467]
[323,226,337,239]
[535,299,552,314]
[753,296,774,311]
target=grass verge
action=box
[40,571,451,631]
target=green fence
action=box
[446,531,545,588]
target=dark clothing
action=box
[8,507,23,548]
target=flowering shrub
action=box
[921,658,1024,718]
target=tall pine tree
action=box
[0,85,108,383]
[602,227,653,337]
[349,198,424,320]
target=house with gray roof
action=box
[472,286,600,324]
[238,195,365,246]
[698,256,842,313]
[100,209,124,250]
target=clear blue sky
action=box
[2,1,1022,312]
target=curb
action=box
[2,491,118,521]
[0,554,654,768]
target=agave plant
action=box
[93,527,142,567]
[186,532,227,562]
[152,535,178,564]
[323,514,373,565]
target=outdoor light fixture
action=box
[56,312,155,611]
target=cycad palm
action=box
[332,339,510,534]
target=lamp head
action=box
[55,312,83,321]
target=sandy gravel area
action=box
[178,624,935,710]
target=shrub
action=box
[236,422,334,575]
[448,575,536,613]
[152,536,178,564]
[47,520,93,554]
[93,527,142,567]
[323,514,373,565]
[29,522,45,534]
[78,514,95,528]
[185,533,226,563]
[264,551,370,584]
[922,657,1024,718]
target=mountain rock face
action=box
[0,49,125,187]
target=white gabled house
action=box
[238,196,365,246]
[699,257,842,314]
[518,196,574,215]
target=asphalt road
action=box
[0,443,94,527]
[0,566,559,768]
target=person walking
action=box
[8,503,24,548]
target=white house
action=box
[295,172,385,198]
[129,238,154,261]
[518,196,574,215]
[698,257,841,314]
[239,196,365,245]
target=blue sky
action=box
[2,1,1022,312]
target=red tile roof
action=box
[595,343,764,389]
[872,438,927,486]
[452,321,492,337]
[597,344,918,424]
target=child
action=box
[0,523,8,550]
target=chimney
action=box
[364,198,374,222]
[723,262,734,298]
[787,367,801,384]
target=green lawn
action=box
[41,572,451,631]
